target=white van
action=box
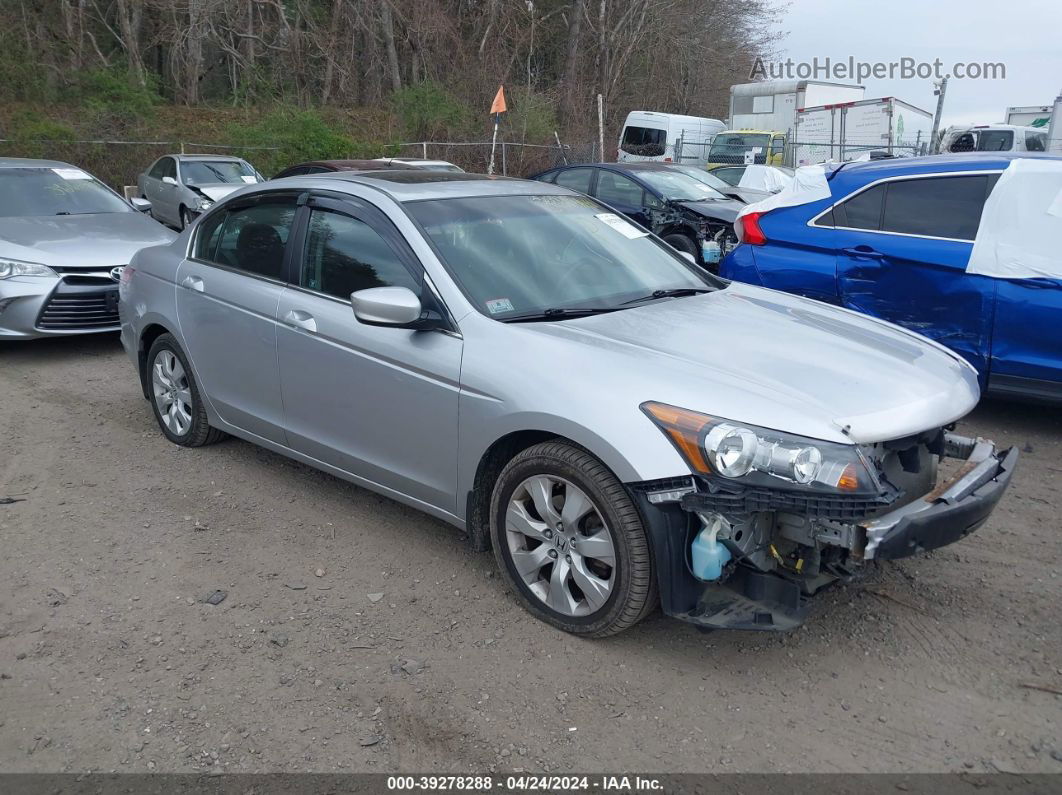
[617,111,726,164]
[942,124,1047,154]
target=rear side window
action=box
[620,126,666,157]
[881,175,990,240]
[835,184,885,230]
[193,196,297,279]
[595,171,644,207]
[554,168,594,194]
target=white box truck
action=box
[727,80,865,133]
[1005,105,1052,128]
[790,97,933,165]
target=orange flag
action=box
[489,85,507,117]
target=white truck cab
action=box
[617,111,726,164]
[943,124,1047,153]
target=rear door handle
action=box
[181,275,204,292]
[283,309,317,333]
[842,246,885,260]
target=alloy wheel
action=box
[151,349,193,436]
[505,475,617,617]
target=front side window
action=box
[620,126,666,157]
[407,194,718,320]
[975,130,1014,151]
[595,171,644,207]
[299,209,419,300]
[1026,132,1047,152]
[880,175,990,240]
[161,158,177,180]
[182,160,257,186]
[0,167,133,217]
[193,196,296,280]
[148,158,169,179]
[554,168,594,194]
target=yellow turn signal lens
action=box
[640,401,714,474]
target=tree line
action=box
[2,0,778,143]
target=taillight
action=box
[739,212,767,245]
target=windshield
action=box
[709,133,771,162]
[407,194,718,319]
[182,160,258,185]
[0,167,132,217]
[635,169,729,202]
[666,167,730,198]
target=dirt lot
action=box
[1,334,1060,775]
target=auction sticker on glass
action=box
[595,212,647,239]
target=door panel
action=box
[277,199,462,512]
[834,175,998,379]
[990,278,1062,391]
[174,194,298,443]
[175,261,287,442]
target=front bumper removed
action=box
[631,433,1017,632]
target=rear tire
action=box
[489,441,657,637]
[145,334,225,448]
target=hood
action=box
[190,183,247,202]
[718,187,772,204]
[675,199,744,223]
[521,282,980,445]
[0,213,176,270]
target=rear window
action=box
[620,126,666,157]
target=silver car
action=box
[120,171,1016,637]
[0,158,175,340]
[137,154,262,230]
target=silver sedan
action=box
[120,170,1015,637]
[137,154,262,230]
[0,158,175,340]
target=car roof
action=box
[0,157,75,169]
[292,159,405,171]
[832,152,1062,179]
[273,170,570,202]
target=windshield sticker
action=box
[595,212,648,239]
[52,168,93,180]
[240,175,258,183]
[485,297,515,314]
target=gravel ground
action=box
[1,334,1060,774]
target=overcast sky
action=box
[774,0,1061,126]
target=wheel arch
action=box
[137,322,177,399]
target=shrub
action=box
[392,82,472,141]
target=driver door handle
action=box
[181,275,204,292]
[283,309,317,333]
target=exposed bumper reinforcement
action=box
[859,436,1017,561]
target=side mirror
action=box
[351,286,423,327]
[162,176,178,186]
[129,197,152,213]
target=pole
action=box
[422,141,427,159]
[1047,88,1062,154]
[597,93,605,163]
[553,130,569,165]
[487,117,500,175]
[929,77,948,154]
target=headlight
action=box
[194,197,214,211]
[641,401,877,493]
[0,259,57,279]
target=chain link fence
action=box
[671,136,930,169]
[395,141,599,177]
[0,139,282,191]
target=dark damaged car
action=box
[532,163,744,269]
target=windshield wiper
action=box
[501,306,621,323]
[620,287,712,306]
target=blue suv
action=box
[720,153,1062,402]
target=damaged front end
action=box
[630,403,1017,632]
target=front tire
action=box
[146,334,225,447]
[179,206,192,231]
[663,233,700,264]
[490,441,657,637]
